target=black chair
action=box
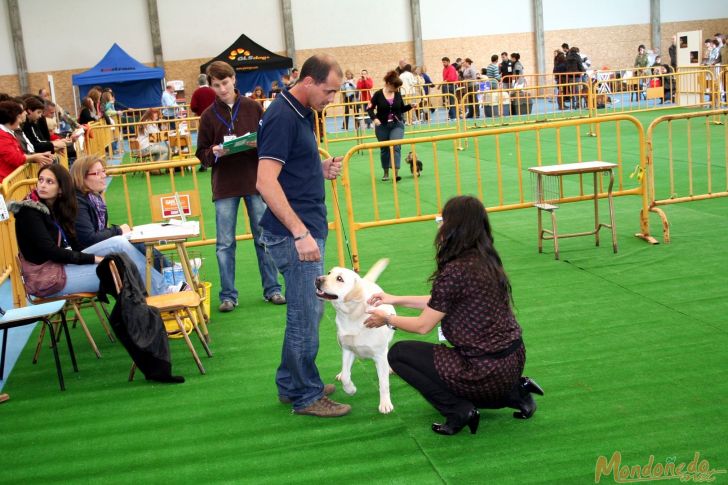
[0,300,77,391]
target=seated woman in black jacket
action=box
[10,164,177,297]
[70,155,169,271]
[367,70,415,182]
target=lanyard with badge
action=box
[212,98,241,145]
[53,221,71,250]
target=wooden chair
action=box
[15,256,114,360]
[148,190,210,338]
[106,259,211,378]
[128,139,154,163]
[167,133,191,156]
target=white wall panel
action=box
[544,0,649,30]
[291,0,412,49]
[157,0,285,60]
[19,0,154,71]
[0,0,15,75]
[662,0,728,23]
[421,0,532,38]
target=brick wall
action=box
[295,41,415,91]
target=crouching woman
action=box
[10,164,174,298]
[365,195,543,435]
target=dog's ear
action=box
[344,281,365,302]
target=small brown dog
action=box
[405,152,423,176]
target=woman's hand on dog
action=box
[368,292,393,307]
[364,309,388,328]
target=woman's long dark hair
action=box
[430,195,513,305]
[39,164,78,239]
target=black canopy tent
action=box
[200,34,293,96]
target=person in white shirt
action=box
[136,108,169,161]
[461,58,479,118]
[399,64,418,124]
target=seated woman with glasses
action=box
[136,108,169,161]
[70,155,170,271]
[9,164,182,297]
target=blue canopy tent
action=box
[200,34,293,96]
[72,43,165,109]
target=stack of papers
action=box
[222,132,257,154]
[126,220,199,240]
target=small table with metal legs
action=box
[354,115,370,154]
[127,223,209,339]
[528,161,618,260]
[0,300,76,390]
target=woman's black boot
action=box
[432,408,480,435]
[509,376,544,419]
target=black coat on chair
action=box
[96,253,180,383]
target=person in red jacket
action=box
[0,100,53,182]
[441,57,459,120]
[190,74,216,117]
[190,74,217,172]
[356,69,374,128]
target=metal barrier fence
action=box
[119,104,192,122]
[645,108,728,243]
[321,67,722,154]
[79,116,201,168]
[459,81,593,131]
[337,114,652,271]
[320,92,461,151]
[105,149,347,267]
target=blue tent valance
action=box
[72,43,164,85]
[72,44,165,109]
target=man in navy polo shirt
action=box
[257,54,349,418]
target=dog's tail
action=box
[363,258,389,283]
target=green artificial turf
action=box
[1,109,726,484]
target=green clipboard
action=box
[222,132,257,154]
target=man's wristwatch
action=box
[293,230,310,241]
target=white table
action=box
[528,161,618,260]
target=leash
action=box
[330,179,354,269]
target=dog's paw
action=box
[343,382,357,395]
[378,400,394,414]
[335,372,343,382]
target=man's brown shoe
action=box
[293,396,351,417]
[279,384,335,404]
[0,393,9,404]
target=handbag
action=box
[18,232,67,297]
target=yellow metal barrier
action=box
[645,109,728,243]
[1,170,39,307]
[109,115,200,161]
[106,153,347,267]
[460,81,592,131]
[321,92,461,152]
[338,114,652,271]
[119,104,192,122]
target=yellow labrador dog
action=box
[315,259,395,414]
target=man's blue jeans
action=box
[441,84,457,120]
[260,229,325,410]
[215,195,282,303]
